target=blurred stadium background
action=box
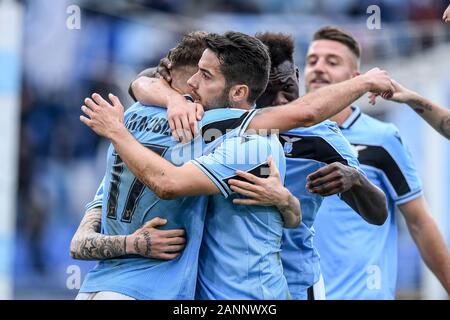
[0,0,449,299]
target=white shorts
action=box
[75,291,135,300]
[307,274,326,300]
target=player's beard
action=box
[206,85,232,109]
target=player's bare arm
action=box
[248,68,394,132]
[80,93,220,199]
[128,56,173,102]
[70,208,186,260]
[399,197,450,295]
[137,67,394,135]
[70,207,126,260]
[369,80,450,140]
[306,162,387,225]
[128,67,160,102]
[227,156,301,228]
[130,77,203,143]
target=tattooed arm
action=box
[369,80,450,140]
[70,207,186,260]
[405,95,450,140]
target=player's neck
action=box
[330,106,353,126]
[231,100,252,110]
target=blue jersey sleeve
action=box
[85,176,105,211]
[281,121,363,173]
[378,124,422,205]
[320,121,362,172]
[192,133,285,198]
[199,108,257,154]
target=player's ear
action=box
[229,84,249,104]
[352,70,361,78]
[295,66,300,81]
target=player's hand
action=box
[306,162,359,196]
[157,57,172,83]
[368,79,415,105]
[228,156,289,207]
[80,93,125,140]
[127,217,186,260]
[443,5,450,23]
[360,67,394,97]
[167,96,204,143]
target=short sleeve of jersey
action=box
[191,134,283,198]
[85,176,105,211]
[320,121,362,173]
[378,124,422,205]
[282,121,363,174]
[199,108,257,154]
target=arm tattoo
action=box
[132,231,152,257]
[143,231,152,257]
[70,208,127,260]
[254,107,274,118]
[414,102,433,113]
[439,115,450,140]
[411,97,433,114]
[133,236,141,254]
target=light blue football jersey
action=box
[80,102,256,300]
[278,120,361,300]
[314,106,423,300]
[192,133,291,300]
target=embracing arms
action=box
[70,207,186,260]
[79,94,300,227]
[129,67,394,136]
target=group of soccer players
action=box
[71,24,450,300]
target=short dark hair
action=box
[168,31,208,69]
[313,26,361,58]
[204,31,270,104]
[255,32,294,67]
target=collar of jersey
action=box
[339,105,361,130]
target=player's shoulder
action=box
[215,133,274,157]
[201,108,254,137]
[125,102,166,114]
[202,108,248,124]
[223,131,270,145]
[361,113,402,144]
[353,113,399,144]
[288,120,340,135]
[286,120,349,149]
[358,113,396,134]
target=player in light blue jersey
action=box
[80,32,304,300]
[72,32,275,300]
[78,31,396,299]
[76,102,260,300]
[307,26,450,298]
[193,133,292,299]
[227,32,387,300]
[75,31,307,300]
